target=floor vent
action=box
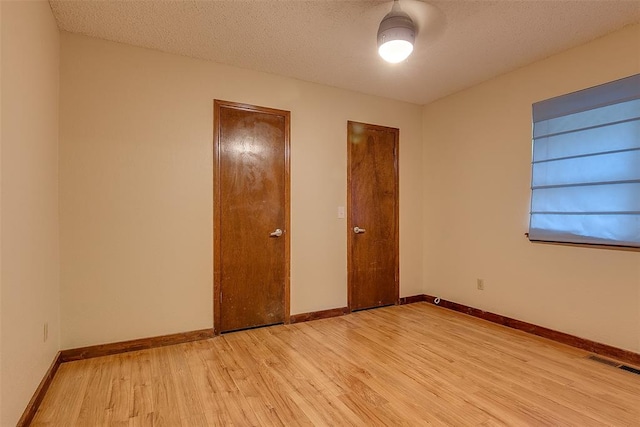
[587,355,621,367]
[619,365,640,376]
[587,355,640,376]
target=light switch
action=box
[337,206,345,219]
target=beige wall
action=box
[59,33,424,349]
[0,4,3,423]
[0,1,60,425]
[423,24,640,353]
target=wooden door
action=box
[214,100,290,334]
[347,121,399,311]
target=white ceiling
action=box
[49,0,640,105]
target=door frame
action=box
[346,120,400,311]
[213,99,291,335]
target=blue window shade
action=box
[530,74,640,248]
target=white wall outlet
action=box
[477,279,485,290]
[43,322,49,342]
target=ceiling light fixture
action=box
[377,0,415,64]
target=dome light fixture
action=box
[377,0,415,64]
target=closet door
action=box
[214,100,290,333]
[347,121,399,311]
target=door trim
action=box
[213,100,291,335]
[347,121,400,311]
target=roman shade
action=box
[529,74,640,248]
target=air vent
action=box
[587,355,640,376]
[587,355,621,367]
[619,365,640,375]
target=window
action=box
[529,74,640,248]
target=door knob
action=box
[270,228,283,237]
[353,226,366,234]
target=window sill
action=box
[524,233,640,252]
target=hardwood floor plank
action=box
[149,346,183,426]
[166,344,206,422]
[31,360,92,425]
[105,353,134,424]
[246,329,362,426]
[128,350,154,420]
[32,303,640,426]
[182,341,232,422]
[76,357,118,425]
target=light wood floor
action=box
[33,303,640,426]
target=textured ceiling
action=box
[49,0,640,105]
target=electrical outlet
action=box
[477,279,485,290]
[43,322,48,342]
